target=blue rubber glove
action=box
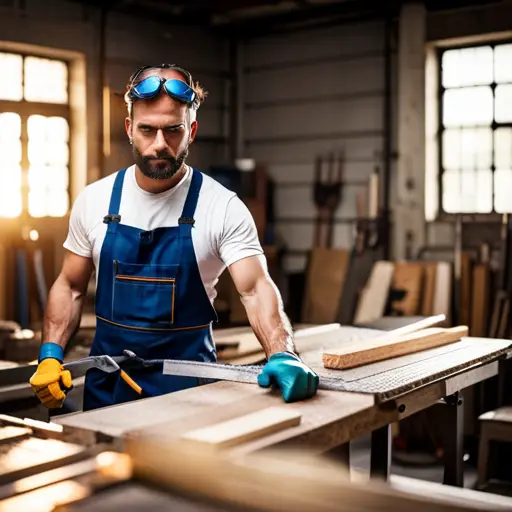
[257,352,319,403]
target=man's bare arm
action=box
[42,250,94,350]
[228,254,296,358]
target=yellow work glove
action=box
[29,358,73,409]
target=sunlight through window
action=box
[24,57,68,104]
[0,52,70,218]
[440,43,512,214]
[0,52,23,101]
[0,112,22,217]
[27,115,70,218]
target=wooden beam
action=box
[322,326,468,370]
[181,406,302,450]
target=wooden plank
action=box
[353,261,395,325]
[460,253,472,326]
[390,262,424,316]
[433,262,452,323]
[471,264,490,337]
[0,245,6,320]
[322,326,468,370]
[421,262,437,316]
[55,381,376,450]
[302,248,350,324]
[181,406,302,449]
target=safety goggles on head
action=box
[127,64,197,106]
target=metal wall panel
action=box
[243,20,386,272]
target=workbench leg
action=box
[370,424,391,480]
[442,391,464,487]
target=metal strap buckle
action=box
[103,214,121,224]
[178,217,195,225]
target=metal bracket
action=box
[443,391,464,407]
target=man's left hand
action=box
[257,352,319,403]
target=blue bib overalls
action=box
[82,167,218,411]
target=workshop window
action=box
[439,43,512,214]
[0,51,70,218]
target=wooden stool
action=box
[477,406,512,488]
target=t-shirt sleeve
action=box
[63,188,92,258]
[218,195,264,267]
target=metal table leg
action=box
[370,424,391,480]
[442,391,464,487]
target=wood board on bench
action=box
[322,326,468,370]
[301,337,511,402]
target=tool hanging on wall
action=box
[312,152,344,248]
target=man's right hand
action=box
[30,358,73,409]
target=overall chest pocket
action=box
[112,260,179,328]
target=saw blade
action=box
[162,359,348,392]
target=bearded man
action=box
[29,63,319,412]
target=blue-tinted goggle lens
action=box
[131,76,196,104]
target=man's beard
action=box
[133,145,188,180]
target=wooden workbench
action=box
[54,329,511,489]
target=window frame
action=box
[436,39,512,220]
[0,50,71,219]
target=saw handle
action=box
[120,369,142,395]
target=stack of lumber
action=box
[300,247,453,327]
[353,260,452,326]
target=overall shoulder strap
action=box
[104,168,127,233]
[179,168,203,231]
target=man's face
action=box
[125,69,197,180]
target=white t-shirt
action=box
[63,164,264,303]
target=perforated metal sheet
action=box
[304,338,511,402]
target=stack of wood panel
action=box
[300,248,454,327]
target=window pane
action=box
[442,169,492,213]
[495,169,512,213]
[47,190,69,217]
[443,86,493,127]
[495,128,512,169]
[495,44,512,83]
[0,52,22,101]
[460,128,492,169]
[47,165,69,189]
[442,170,460,212]
[0,164,22,190]
[442,46,493,88]
[460,170,492,213]
[24,56,68,104]
[442,129,461,169]
[476,170,493,213]
[28,165,49,189]
[0,112,21,139]
[495,84,512,123]
[0,164,22,218]
[28,189,69,218]
[28,115,70,166]
[0,113,22,165]
[28,190,47,218]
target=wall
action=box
[242,20,395,273]
[0,0,229,277]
